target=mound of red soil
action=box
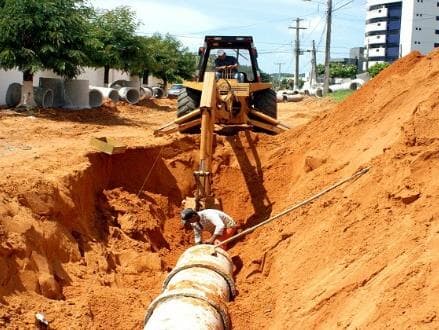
[220,50,439,329]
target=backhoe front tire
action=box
[177,88,201,134]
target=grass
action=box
[327,89,355,102]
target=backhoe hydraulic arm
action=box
[193,72,217,209]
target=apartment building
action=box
[364,0,439,68]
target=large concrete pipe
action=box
[315,87,324,98]
[283,94,304,102]
[277,93,304,102]
[89,88,104,108]
[144,244,235,330]
[349,79,364,90]
[5,83,22,107]
[34,87,54,108]
[109,79,140,90]
[140,86,153,100]
[39,78,64,107]
[328,84,346,92]
[90,86,119,103]
[63,80,90,109]
[109,79,125,90]
[152,86,164,98]
[125,80,141,89]
[119,87,140,104]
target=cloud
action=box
[90,0,221,36]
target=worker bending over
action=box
[181,208,237,249]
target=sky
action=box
[90,0,367,75]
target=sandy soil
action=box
[1,50,438,329]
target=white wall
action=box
[400,1,416,56]
[367,0,400,6]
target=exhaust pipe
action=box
[144,244,235,330]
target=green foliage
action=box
[279,78,294,90]
[148,34,196,86]
[327,89,354,102]
[367,62,390,77]
[317,63,358,78]
[0,0,93,78]
[259,70,271,83]
[89,6,140,72]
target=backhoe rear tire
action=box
[177,88,201,134]
[252,89,277,119]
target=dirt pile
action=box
[0,50,438,329]
[220,50,439,329]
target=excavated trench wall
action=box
[0,131,269,328]
[0,140,202,301]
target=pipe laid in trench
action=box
[144,244,235,330]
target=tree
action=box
[259,70,271,83]
[317,63,357,78]
[89,6,140,85]
[149,34,197,87]
[368,62,390,77]
[0,0,92,107]
[126,36,155,83]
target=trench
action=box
[0,131,276,328]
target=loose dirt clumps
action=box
[1,49,439,329]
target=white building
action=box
[364,0,439,68]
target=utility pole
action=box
[310,40,317,87]
[274,62,285,89]
[323,0,332,95]
[289,18,307,90]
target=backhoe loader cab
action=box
[174,35,284,135]
[196,36,261,83]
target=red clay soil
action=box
[222,50,439,329]
[0,49,438,329]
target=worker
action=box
[214,50,244,82]
[180,208,237,249]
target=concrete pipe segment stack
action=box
[144,244,236,330]
[88,88,104,108]
[140,86,153,100]
[109,80,141,104]
[118,87,140,104]
[34,87,54,108]
[39,78,64,107]
[5,83,54,108]
[64,80,90,109]
[90,86,119,103]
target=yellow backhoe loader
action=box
[155,36,288,210]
